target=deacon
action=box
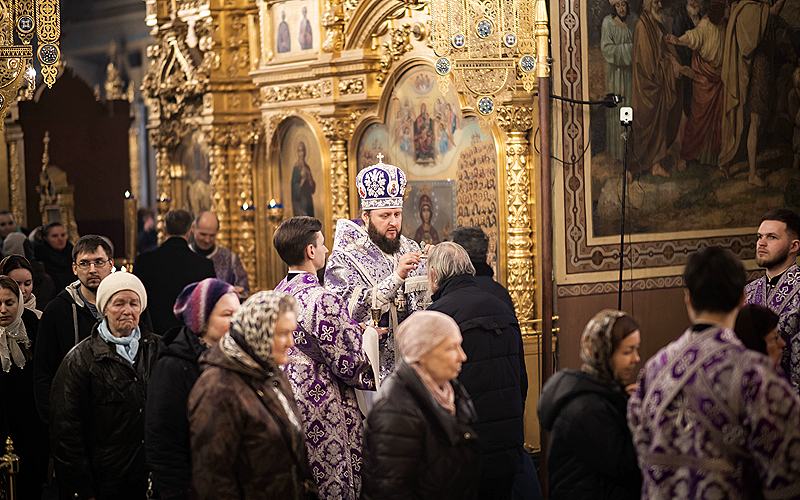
[745,208,800,391]
[273,216,376,500]
[324,155,427,380]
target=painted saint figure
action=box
[299,6,313,50]
[413,194,440,245]
[291,141,316,217]
[600,0,637,161]
[277,11,291,53]
[413,103,435,162]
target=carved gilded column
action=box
[231,124,258,287]
[321,0,345,53]
[207,127,232,250]
[6,124,26,226]
[319,114,357,228]
[498,105,536,335]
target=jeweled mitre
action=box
[356,154,407,210]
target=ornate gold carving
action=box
[8,137,25,227]
[498,105,536,334]
[497,105,534,134]
[338,77,364,95]
[321,0,345,53]
[104,60,125,100]
[35,0,61,88]
[261,81,332,103]
[318,112,361,226]
[377,23,413,85]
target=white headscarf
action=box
[0,286,30,372]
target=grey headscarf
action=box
[2,232,26,257]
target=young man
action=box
[628,246,800,498]
[33,235,114,422]
[273,216,375,500]
[745,208,800,391]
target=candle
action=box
[123,191,137,265]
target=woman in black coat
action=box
[0,275,48,499]
[537,309,643,500]
[361,311,479,500]
[146,278,240,500]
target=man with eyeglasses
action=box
[33,234,115,423]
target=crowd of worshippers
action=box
[0,162,799,500]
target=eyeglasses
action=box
[75,259,111,270]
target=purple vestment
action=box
[628,326,800,499]
[276,272,376,500]
[324,219,427,380]
[745,264,800,391]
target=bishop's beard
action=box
[368,220,402,255]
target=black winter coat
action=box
[146,326,207,500]
[50,325,161,500]
[427,274,527,487]
[134,237,216,334]
[0,309,48,499]
[472,261,515,312]
[537,370,641,500]
[361,363,480,500]
[33,283,99,423]
[34,240,76,291]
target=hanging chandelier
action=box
[0,0,61,124]
[430,0,537,115]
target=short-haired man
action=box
[0,210,19,247]
[134,209,216,334]
[190,210,250,298]
[451,226,514,311]
[35,222,76,290]
[274,216,376,499]
[745,208,800,391]
[628,246,800,497]
[33,235,114,422]
[426,242,528,500]
[324,157,427,380]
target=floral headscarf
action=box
[580,309,628,386]
[0,285,29,372]
[226,290,297,371]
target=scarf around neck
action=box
[0,288,30,372]
[411,363,456,415]
[98,319,141,365]
[24,293,42,319]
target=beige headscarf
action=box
[580,309,630,386]
[0,286,29,372]
[397,311,463,415]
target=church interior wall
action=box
[549,0,800,363]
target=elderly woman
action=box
[361,310,479,500]
[146,278,240,500]
[0,275,47,499]
[1,254,43,318]
[735,303,785,369]
[188,291,316,499]
[537,309,642,500]
[50,272,160,500]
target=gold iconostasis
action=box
[143,0,542,447]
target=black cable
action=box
[550,92,623,108]
[618,124,631,310]
[532,126,592,167]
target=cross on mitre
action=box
[376,153,384,163]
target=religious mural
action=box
[584,0,800,237]
[402,180,456,246]
[177,130,212,216]
[271,0,318,56]
[356,64,500,268]
[278,117,324,218]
